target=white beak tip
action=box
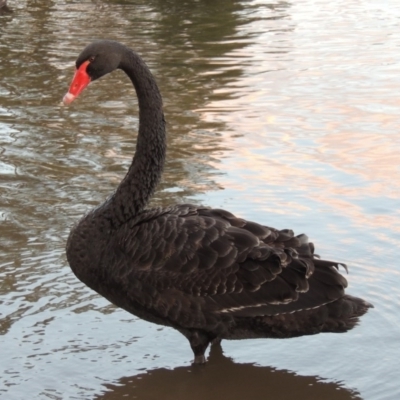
[63,92,76,105]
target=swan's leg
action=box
[208,339,225,363]
[211,337,222,346]
[187,330,210,364]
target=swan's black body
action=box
[65,40,372,364]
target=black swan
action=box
[63,40,372,364]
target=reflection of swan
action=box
[63,40,372,364]
[94,344,361,400]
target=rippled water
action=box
[1,1,399,399]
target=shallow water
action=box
[0,1,399,399]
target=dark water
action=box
[0,1,398,399]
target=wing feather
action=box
[105,204,347,327]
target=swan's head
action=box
[63,40,124,105]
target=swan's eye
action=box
[88,56,95,62]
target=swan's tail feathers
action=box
[244,295,373,339]
[323,294,373,332]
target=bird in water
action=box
[63,40,372,364]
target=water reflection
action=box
[0,0,398,399]
[96,345,360,400]
[0,0,11,14]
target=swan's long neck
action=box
[99,49,166,227]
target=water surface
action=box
[0,1,399,399]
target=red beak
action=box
[63,60,91,105]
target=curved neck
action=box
[98,49,166,227]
